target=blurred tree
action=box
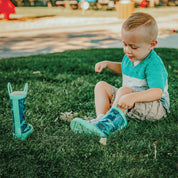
[160,0,168,5]
[11,0,177,7]
[29,0,35,5]
[15,0,23,6]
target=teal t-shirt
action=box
[121,50,170,112]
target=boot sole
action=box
[70,118,106,137]
[13,124,33,141]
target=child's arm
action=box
[119,88,163,109]
[95,61,122,74]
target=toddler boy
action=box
[70,12,170,137]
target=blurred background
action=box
[0,0,177,59]
[6,0,178,9]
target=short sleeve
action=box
[145,59,168,90]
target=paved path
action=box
[0,15,178,59]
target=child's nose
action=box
[125,46,131,54]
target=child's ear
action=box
[150,40,158,49]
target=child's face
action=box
[121,27,157,63]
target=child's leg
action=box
[112,87,133,113]
[94,81,113,116]
[92,87,133,136]
[70,86,133,137]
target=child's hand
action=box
[95,61,107,73]
[119,94,135,109]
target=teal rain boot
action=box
[7,83,33,141]
[95,106,127,136]
[70,105,127,137]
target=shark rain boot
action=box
[95,106,127,136]
[7,83,33,141]
[70,105,127,137]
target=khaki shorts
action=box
[111,86,167,121]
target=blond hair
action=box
[122,12,158,42]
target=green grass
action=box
[0,48,177,177]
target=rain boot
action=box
[7,83,33,140]
[95,106,127,136]
[70,105,127,137]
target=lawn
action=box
[0,48,177,177]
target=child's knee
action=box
[115,87,133,99]
[118,86,133,93]
[95,81,109,92]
